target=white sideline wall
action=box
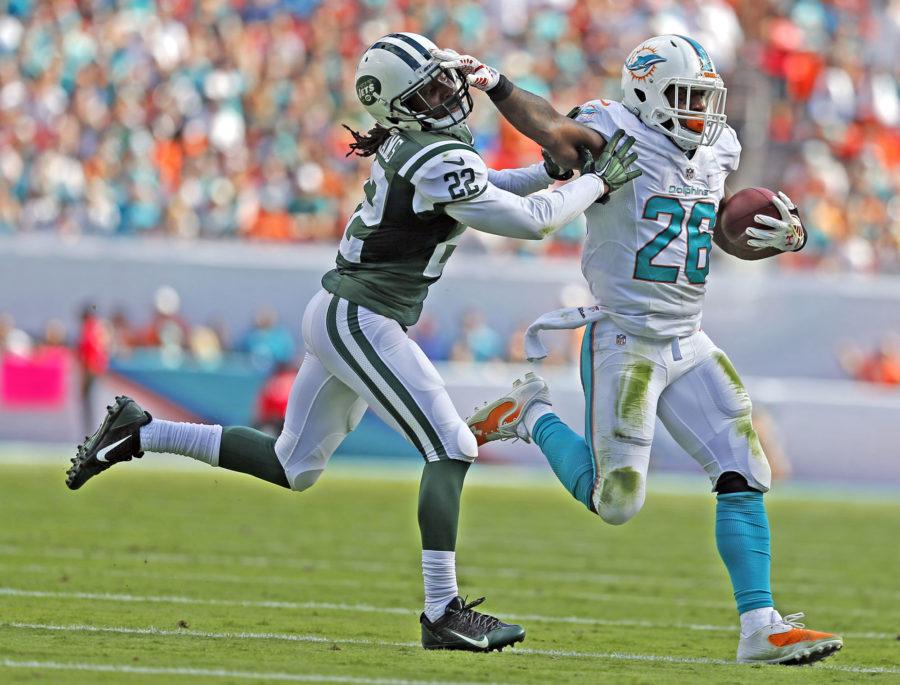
[1,236,898,484]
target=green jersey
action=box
[322,129,488,327]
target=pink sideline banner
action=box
[0,349,70,408]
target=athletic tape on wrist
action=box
[487,74,514,102]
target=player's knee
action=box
[435,421,477,462]
[598,498,644,526]
[276,429,335,492]
[454,422,478,461]
[290,468,323,492]
[428,391,478,462]
[596,467,646,525]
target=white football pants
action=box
[581,317,771,524]
[274,289,477,490]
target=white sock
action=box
[422,550,458,623]
[740,607,781,636]
[139,419,223,466]
[521,401,553,439]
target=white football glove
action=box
[744,191,806,252]
[430,48,500,91]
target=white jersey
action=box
[575,99,741,339]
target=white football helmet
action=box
[621,35,727,150]
[354,32,473,138]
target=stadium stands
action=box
[0,0,896,270]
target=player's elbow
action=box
[543,121,605,170]
[522,224,553,240]
[521,196,563,239]
[542,135,581,171]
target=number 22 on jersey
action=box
[634,196,716,285]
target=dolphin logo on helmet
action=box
[621,35,727,150]
[625,51,668,79]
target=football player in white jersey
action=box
[437,35,843,665]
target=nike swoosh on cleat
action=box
[444,157,465,166]
[95,436,131,463]
[447,630,489,649]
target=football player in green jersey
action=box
[66,32,641,652]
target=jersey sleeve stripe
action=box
[399,141,475,181]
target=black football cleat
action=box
[66,396,152,490]
[420,596,525,652]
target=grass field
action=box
[0,458,897,684]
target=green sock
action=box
[418,460,470,551]
[218,426,290,488]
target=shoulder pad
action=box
[574,99,641,139]
[376,131,471,173]
[397,140,480,183]
[411,147,487,213]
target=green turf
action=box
[0,460,897,684]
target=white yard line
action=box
[2,543,896,603]
[4,621,416,648]
[3,623,897,676]
[513,647,900,675]
[0,659,491,684]
[0,561,771,613]
[0,588,893,641]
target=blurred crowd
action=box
[0,0,898,271]
[1,283,897,433]
[4,287,897,383]
[0,286,581,371]
[0,285,584,431]
[0,287,299,370]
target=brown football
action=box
[717,187,788,261]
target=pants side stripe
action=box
[580,322,599,508]
[346,302,448,460]
[340,300,438,459]
[324,296,428,459]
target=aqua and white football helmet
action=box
[354,32,472,138]
[621,35,727,150]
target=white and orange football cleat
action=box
[466,372,550,445]
[737,611,842,665]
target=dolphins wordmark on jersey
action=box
[322,129,488,327]
[575,99,742,340]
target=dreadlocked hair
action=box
[343,123,397,157]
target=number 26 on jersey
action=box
[634,196,716,285]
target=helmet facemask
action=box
[388,64,473,131]
[621,35,729,151]
[653,77,726,150]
